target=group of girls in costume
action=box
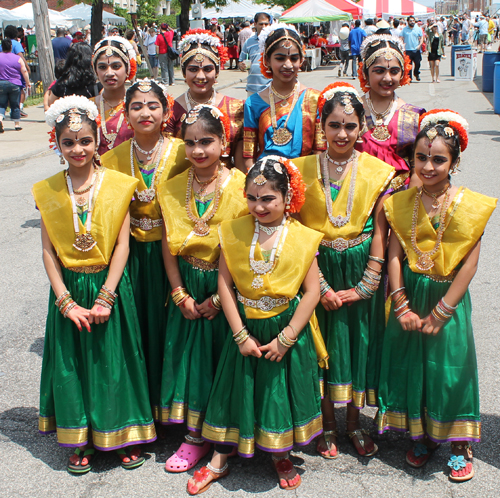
[34,26,495,493]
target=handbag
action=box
[161,33,179,60]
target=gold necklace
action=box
[193,167,219,198]
[186,89,216,111]
[102,96,122,117]
[411,186,451,271]
[422,184,451,210]
[365,93,397,142]
[185,164,224,236]
[100,95,125,150]
[269,82,300,146]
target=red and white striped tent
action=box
[356,0,435,19]
[282,0,363,19]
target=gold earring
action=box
[60,155,65,165]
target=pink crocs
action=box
[165,441,211,473]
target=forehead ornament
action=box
[342,95,354,115]
[138,79,152,93]
[426,127,438,143]
[68,108,83,132]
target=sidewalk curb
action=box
[217,75,248,91]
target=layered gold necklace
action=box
[411,185,451,271]
[269,81,300,146]
[185,164,224,236]
[365,93,398,142]
[100,95,125,150]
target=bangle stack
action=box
[56,290,77,318]
[354,261,383,300]
[391,287,412,320]
[95,285,117,310]
[209,293,222,311]
[171,286,190,307]
[431,298,457,322]
[368,255,385,265]
[233,326,250,345]
[277,326,297,348]
[319,270,332,297]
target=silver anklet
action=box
[185,434,204,444]
[207,462,228,474]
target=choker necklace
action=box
[422,184,451,210]
[321,152,358,227]
[100,95,125,150]
[193,167,219,198]
[326,150,356,174]
[269,81,300,146]
[66,166,103,252]
[102,96,122,117]
[130,136,172,203]
[73,170,97,207]
[411,186,451,271]
[185,164,224,236]
[365,92,398,142]
[250,217,289,289]
[270,84,296,107]
[259,224,281,235]
[186,89,216,111]
[132,138,162,161]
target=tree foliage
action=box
[254,0,297,9]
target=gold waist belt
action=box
[320,230,373,252]
[130,216,162,231]
[237,292,290,312]
[181,255,219,272]
[66,264,108,274]
[421,271,457,283]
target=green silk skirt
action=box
[316,216,385,408]
[202,299,322,458]
[128,237,168,420]
[38,267,156,450]
[377,263,480,443]
[159,256,229,431]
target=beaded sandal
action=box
[448,443,474,482]
[346,429,378,457]
[186,462,229,495]
[406,442,440,468]
[165,435,211,473]
[272,453,301,491]
[317,429,339,459]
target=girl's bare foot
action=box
[272,453,301,490]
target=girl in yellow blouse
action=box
[157,105,247,474]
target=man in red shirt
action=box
[155,22,175,85]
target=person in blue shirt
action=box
[400,16,423,81]
[52,28,72,63]
[348,20,366,79]
[238,13,271,96]
[474,16,489,52]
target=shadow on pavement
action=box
[29,337,44,357]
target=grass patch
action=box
[24,96,44,108]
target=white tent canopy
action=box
[9,3,75,28]
[281,0,352,23]
[0,7,31,28]
[61,4,127,26]
[190,0,283,20]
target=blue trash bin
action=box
[482,52,500,92]
[451,45,471,76]
[494,62,500,114]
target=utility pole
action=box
[31,0,54,92]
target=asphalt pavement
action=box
[1,52,499,497]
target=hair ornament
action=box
[46,95,99,128]
[248,155,306,213]
[426,127,438,143]
[179,29,228,69]
[317,82,361,118]
[360,34,405,61]
[258,24,300,54]
[68,109,83,132]
[419,109,469,152]
[137,78,153,93]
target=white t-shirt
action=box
[144,34,157,56]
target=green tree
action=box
[254,0,297,9]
